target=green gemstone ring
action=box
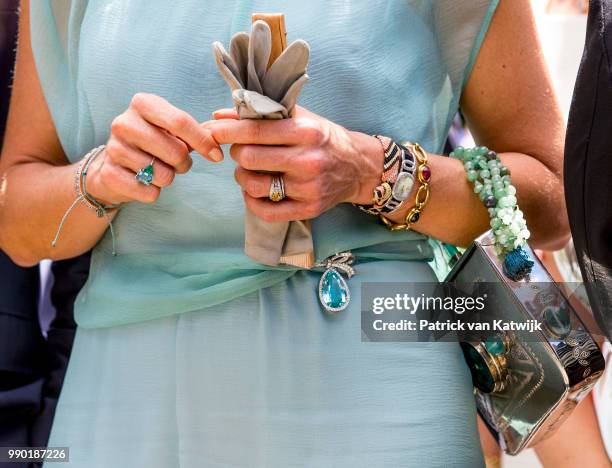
[135,158,155,186]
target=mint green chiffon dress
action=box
[31,1,498,466]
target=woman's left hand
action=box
[203,106,382,222]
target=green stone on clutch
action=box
[460,342,495,393]
[484,335,507,356]
[543,305,571,338]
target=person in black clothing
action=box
[0,2,42,459]
[565,0,612,342]
[0,3,89,467]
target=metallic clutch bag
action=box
[445,231,606,455]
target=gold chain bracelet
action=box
[379,142,431,231]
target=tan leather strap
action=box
[252,13,287,69]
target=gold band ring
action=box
[269,174,285,202]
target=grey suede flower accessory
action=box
[212,20,309,119]
[212,20,315,268]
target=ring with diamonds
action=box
[269,174,285,202]
[135,158,155,186]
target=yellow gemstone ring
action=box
[269,174,285,202]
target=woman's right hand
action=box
[87,92,223,205]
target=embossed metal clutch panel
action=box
[445,231,605,455]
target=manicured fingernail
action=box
[209,148,223,162]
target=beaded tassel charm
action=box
[451,146,534,280]
[503,247,535,281]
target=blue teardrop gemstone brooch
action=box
[316,252,355,313]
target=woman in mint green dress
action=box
[0,0,569,466]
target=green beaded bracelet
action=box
[450,146,534,280]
